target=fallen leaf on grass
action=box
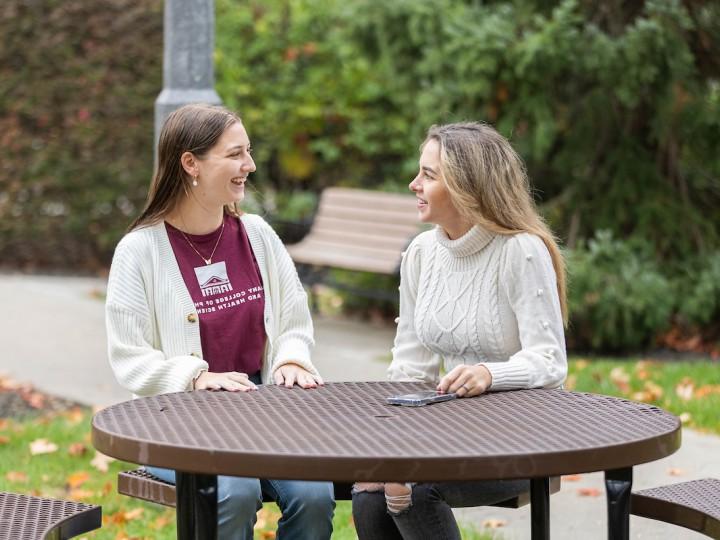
[90,451,115,472]
[63,407,85,425]
[0,419,9,430]
[102,481,114,495]
[562,474,582,482]
[123,508,144,520]
[66,471,90,489]
[610,367,630,393]
[574,359,589,370]
[68,488,95,501]
[675,378,695,401]
[259,533,276,539]
[68,442,88,456]
[29,438,58,455]
[482,518,507,528]
[667,468,686,476]
[577,488,602,497]
[150,514,172,529]
[695,385,720,398]
[0,435,9,445]
[6,471,28,483]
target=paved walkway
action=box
[0,273,717,539]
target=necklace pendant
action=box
[204,258,212,265]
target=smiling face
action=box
[191,121,256,207]
[409,138,469,238]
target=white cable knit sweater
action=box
[387,225,567,390]
[105,214,316,398]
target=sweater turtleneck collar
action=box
[435,224,495,257]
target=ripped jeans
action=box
[351,479,529,540]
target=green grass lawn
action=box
[1,357,717,538]
[566,357,720,434]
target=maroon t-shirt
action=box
[165,214,265,375]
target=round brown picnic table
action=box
[91,382,681,540]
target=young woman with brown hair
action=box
[105,104,334,539]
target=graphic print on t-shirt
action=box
[194,261,233,297]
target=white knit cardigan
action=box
[388,226,567,390]
[105,214,316,397]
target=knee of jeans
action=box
[384,483,413,515]
[280,481,335,518]
[217,477,263,518]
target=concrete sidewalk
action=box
[0,273,716,539]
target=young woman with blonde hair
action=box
[352,122,567,539]
[105,104,334,539]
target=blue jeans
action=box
[351,479,529,540]
[145,466,334,540]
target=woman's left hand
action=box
[273,363,324,389]
[437,364,492,398]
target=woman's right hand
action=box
[194,371,258,392]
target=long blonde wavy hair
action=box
[426,122,568,324]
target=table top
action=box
[91,382,681,482]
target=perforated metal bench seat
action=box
[631,478,720,539]
[118,468,559,509]
[0,491,101,540]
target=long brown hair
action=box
[128,104,242,232]
[426,122,568,324]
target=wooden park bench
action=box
[118,467,560,510]
[285,187,423,301]
[631,478,720,538]
[0,491,101,539]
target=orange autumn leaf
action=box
[259,532,276,540]
[574,359,589,370]
[151,514,172,529]
[68,442,88,457]
[68,488,95,500]
[6,471,28,483]
[695,385,720,398]
[482,518,507,528]
[63,407,85,425]
[0,419,9,430]
[102,481,114,496]
[577,487,602,497]
[562,474,582,482]
[66,471,90,489]
[0,435,9,445]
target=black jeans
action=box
[352,479,529,540]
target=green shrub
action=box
[568,230,674,351]
[0,0,161,271]
[677,252,720,327]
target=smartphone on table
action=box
[386,390,457,407]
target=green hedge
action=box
[0,0,162,271]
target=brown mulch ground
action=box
[0,375,82,419]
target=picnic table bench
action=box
[118,467,560,509]
[285,187,423,301]
[0,491,101,539]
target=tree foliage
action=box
[216,0,720,260]
[0,0,161,270]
